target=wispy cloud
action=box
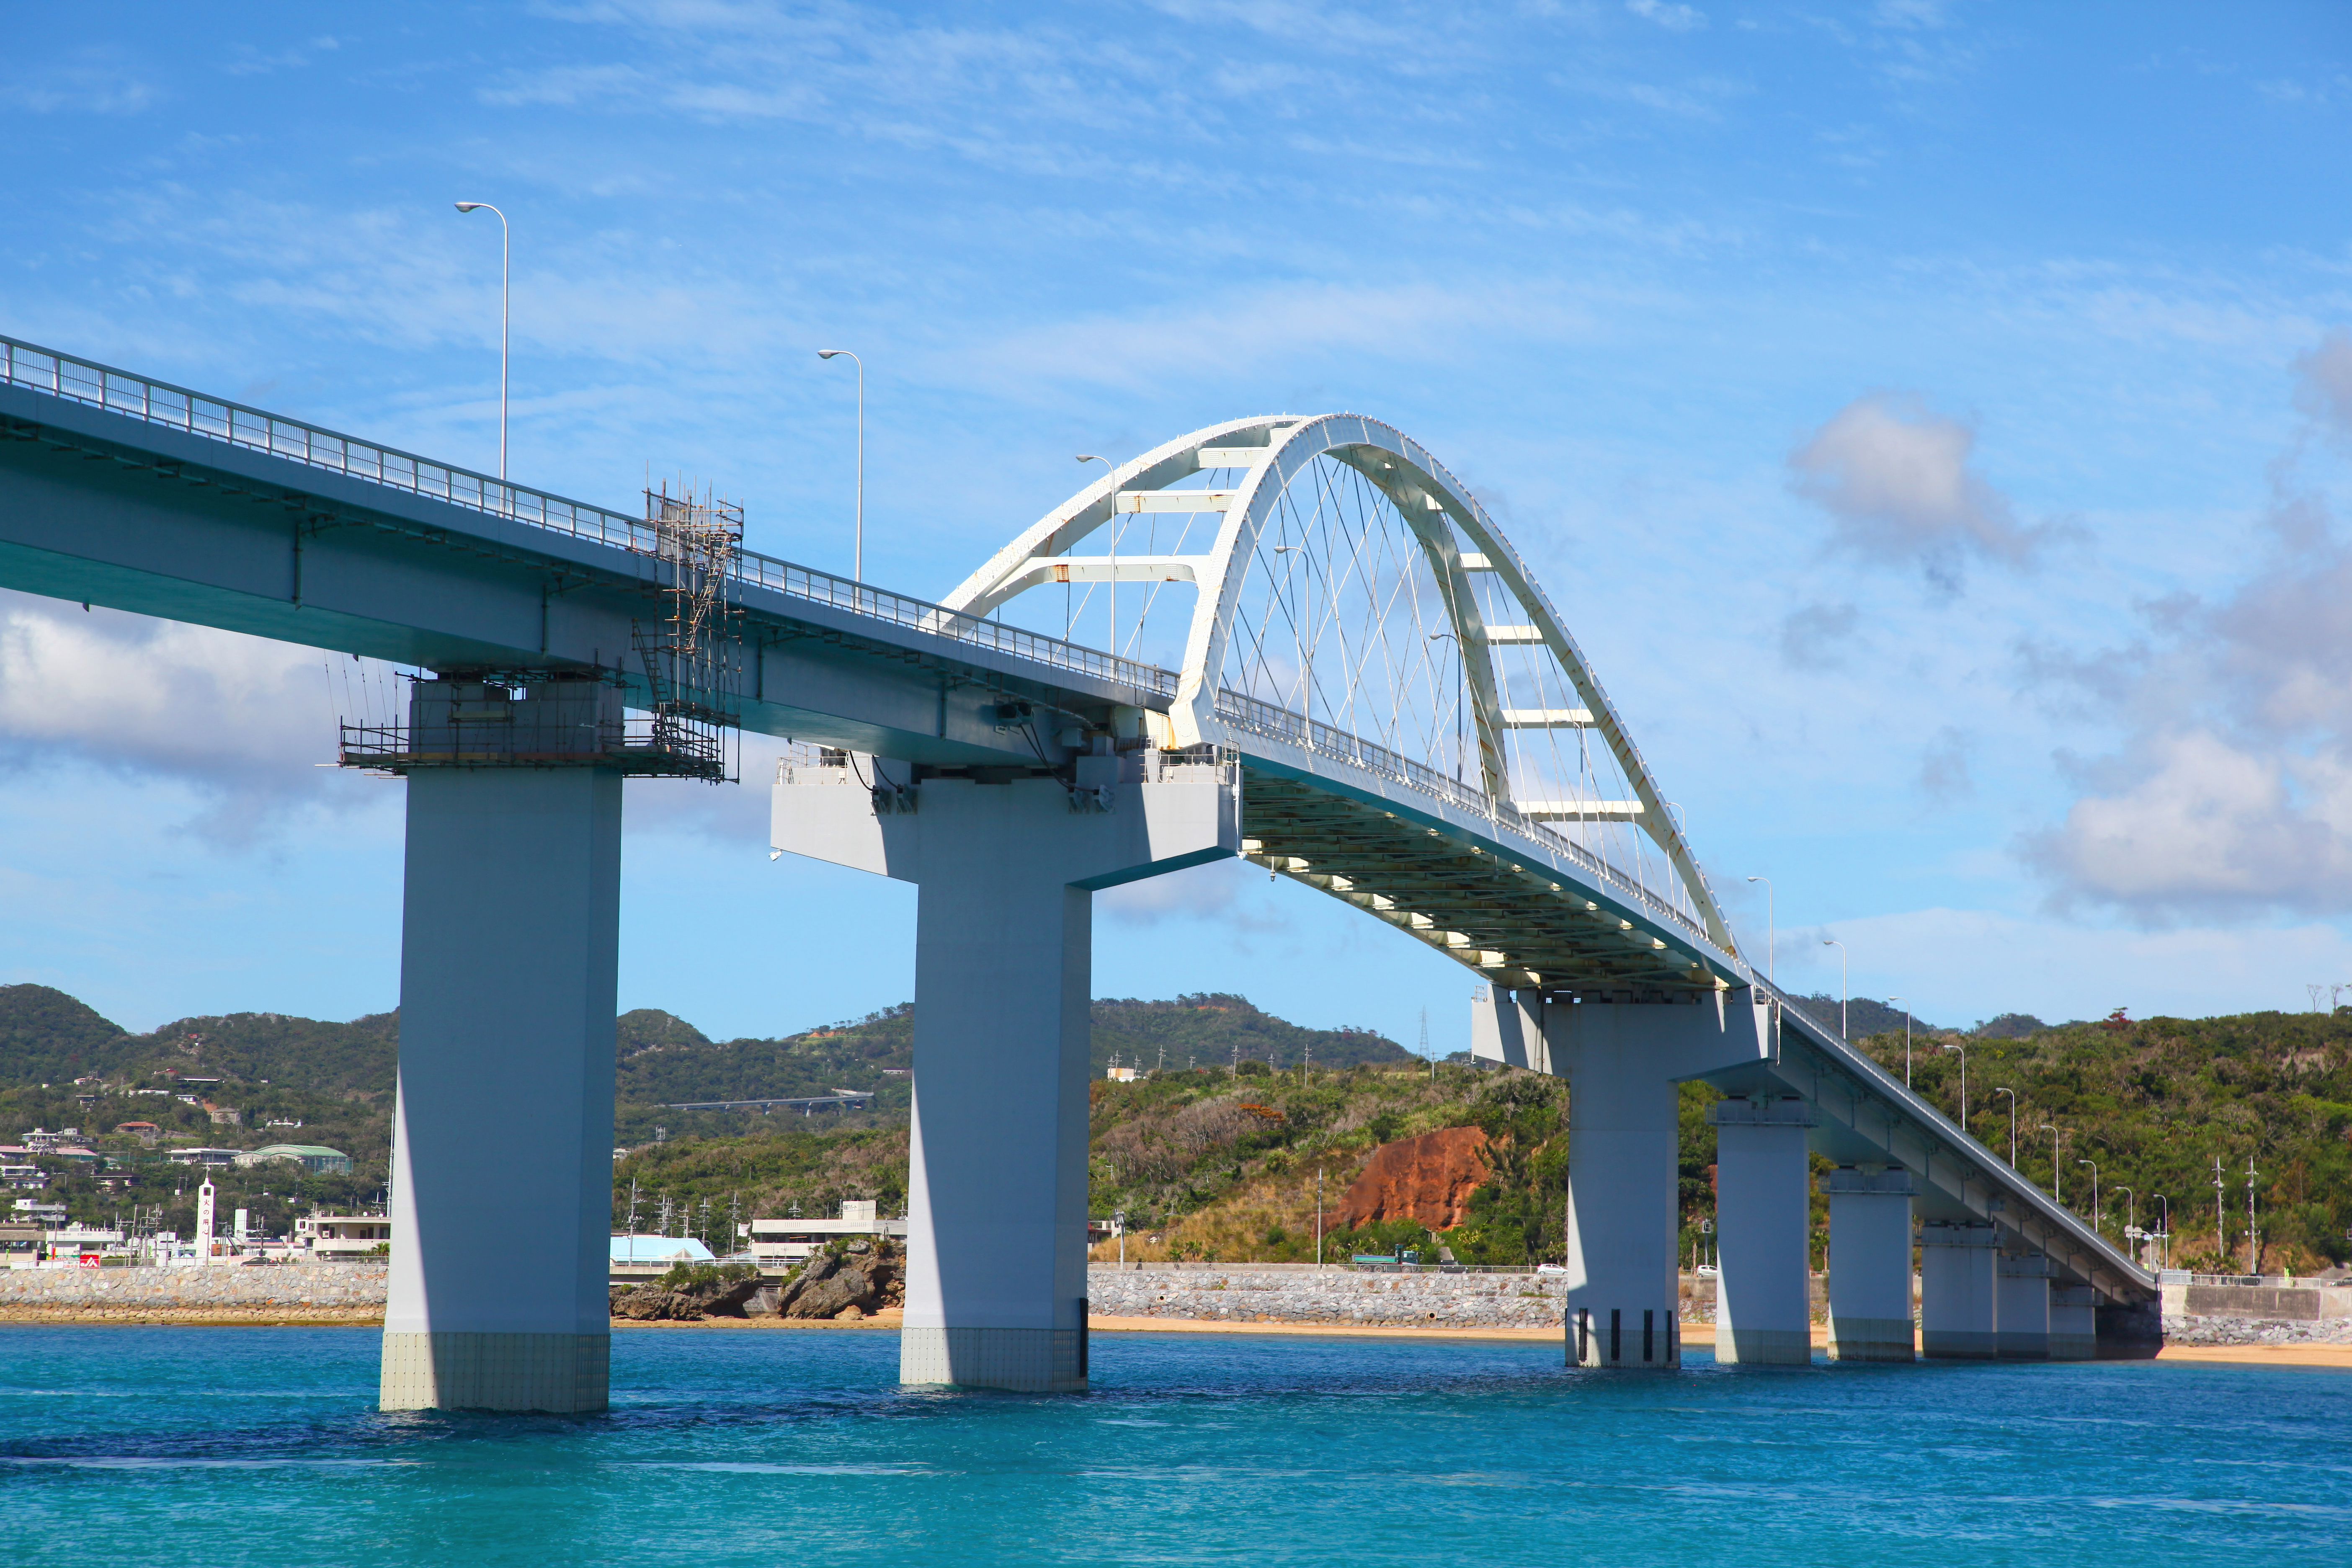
[1789,391,2068,594]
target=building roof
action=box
[610,1235,715,1264]
[245,1144,348,1159]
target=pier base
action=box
[1997,1254,2051,1360]
[773,752,1237,1392]
[1712,1098,1815,1365]
[379,763,622,1413]
[1548,998,1770,1369]
[1821,1166,1916,1362]
[1919,1222,2000,1360]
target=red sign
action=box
[77,1254,99,1268]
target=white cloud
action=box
[1789,391,2058,592]
[2022,330,2352,919]
[2295,328,2352,445]
[1627,0,1706,32]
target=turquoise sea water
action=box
[1,1327,2344,1565]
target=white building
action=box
[745,1200,908,1269]
[296,1214,392,1259]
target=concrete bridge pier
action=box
[2050,1285,2099,1360]
[1542,996,1770,1369]
[377,679,625,1413]
[1996,1253,2051,1359]
[772,750,1238,1391]
[1710,1098,1815,1364]
[1919,1221,2001,1359]
[1820,1166,1916,1361]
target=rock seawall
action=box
[1087,1264,1568,1328]
[0,1263,388,1322]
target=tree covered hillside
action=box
[1853,1009,2352,1273]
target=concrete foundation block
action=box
[379,1331,610,1413]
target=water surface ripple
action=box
[0,1326,2341,1564]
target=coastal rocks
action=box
[2164,1313,2352,1346]
[1338,1127,1491,1232]
[609,1271,765,1322]
[777,1240,903,1320]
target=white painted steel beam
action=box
[1499,709,1596,728]
[1194,447,1272,468]
[1115,489,1238,513]
[1480,624,1545,643]
[1516,800,1645,821]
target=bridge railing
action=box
[1212,687,1707,944]
[0,333,1175,699]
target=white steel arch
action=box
[941,413,1733,954]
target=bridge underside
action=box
[1239,764,1720,998]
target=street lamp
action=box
[1821,938,1848,1037]
[1889,995,1912,1087]
[2078,1158,2099,1233]
[1993,1086,2017,1167]
[1746,876,1773,984]
[2040,1124,2062,1203]
[1076,454,1117,656]
[2153,1193,2170,1270]
[1430,632,1465,780]
[2114,1186,2135,1261]
[452,201,509,482]
[1944,1039,1968,1127]
[817,350,865,579]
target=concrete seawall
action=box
[0,1263,389,1322]
[1086,1263,1572,1328]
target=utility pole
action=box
[2213,1155,2226,1269]
[2246,1155,2260,1275]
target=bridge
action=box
[0,332,2156,1408]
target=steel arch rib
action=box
[947,412,1734,955]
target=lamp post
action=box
[1821,938,1847,1037]
[1430,631,1464,780]
[2153,1194,2169,1270]
[1746,876,1773,984]
[817,350,865,579]
[2041,1124,2062,1203]
[2114,1186,2135,1263]
[1945,1039,1968,1127]
[1115,1209,1127,1266]
[1994,1087,2017,1167]
[1076,454,1117,657]
[452,202,509,482]
[2078,1158,2099,1233]
[1890,995,1912,1087]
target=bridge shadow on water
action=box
[0,1324,2343,1566]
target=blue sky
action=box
[3,2,2349,1045]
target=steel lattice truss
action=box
[944,414,1734,998]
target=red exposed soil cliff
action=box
[1337,1125,1491,1231]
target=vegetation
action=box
[8,975,2343,1274]
[1852,1009,2352,1273]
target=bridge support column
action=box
[1546,998,1771,1369]
[1919,1221,2000,1360]
[1820,1166,1916,1361]
[1710,1098,1814,1365]
[772,751,1238,1391]
[1996,1254,2050,1360]
[2050,1285,2098,1360]
[379,749,623,1413]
